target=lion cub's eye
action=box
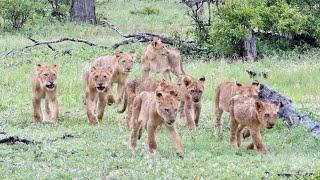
[264,114,270,118]
[95,75,98,79]
[52,74,56,76]
[121,60,126,63]
[103,75,107,78]
[43,74,49,76]
[199,90,203,93]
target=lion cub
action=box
[130,89,183,157]
[214,81,260,136]
[118,77,180,129]
[141,37,184,81]
[229,95,279,153]
[178,75,205,129]
[92,50,136,103]
[32,64,59,123]
[83,66,113,124]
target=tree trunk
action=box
[237,34,258,61]
[70,0,96,24]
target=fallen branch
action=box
[28,36,56,51]
[103,17,202,52]
[1,37,108,59]
[258,84,320,136]
[23,37,108,50]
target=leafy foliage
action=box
[202,0,320,57]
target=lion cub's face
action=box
[180,76,206,103]
[35,64,58,91]
[115,50,136,74]
[255,100,279,129]
[150,37,169,56]
[156,91,179,126]
[90,66,112,92]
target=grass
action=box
[0,0,320,179]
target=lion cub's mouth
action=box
[46,84,55,89]
[96,86,106,91]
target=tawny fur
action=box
[178,75,205,129]
[92,50,136,104]
[214,81,260,136]
[141,37,185,81]
[32,64,59,123]
[130,91,183,157]
[229,95,279,154]
[118,77,180,129]
[83,66,113,124]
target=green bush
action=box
[0,0,38,29]
[203,0,320,57]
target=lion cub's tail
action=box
[117,88,128,113]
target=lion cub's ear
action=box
[236,82,242,86]
[35,64,43,73]
[152,37,160,47]
[129,49,136,59]
[106,67,113,75]
[114,51,123,58]
[252,80,259,86]
[255,100,264,113]
[52,64,58,72]
[90,66,97,72]
[183,77,192,87]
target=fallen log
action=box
[0,136,35,145]
[258,84,320,136]
[103,17,202,52]
[0,133,78,145]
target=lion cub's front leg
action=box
[184,101,196,129]
[32,96,42,123]
[85,91,99,124]
[97,93,107,122]
[147,121,158,154]
[167,125,183,158]
[47,94,59,122]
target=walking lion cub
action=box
[229,95,279,153]
[130,89,183,157]
[83,66,113,124]
[92,50,136,103]
[118,77,180,129]
[178,75,205,129]
[32,64,59,123]
[214,81,260,136]
[141,37,184,81]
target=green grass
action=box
[0,0,320,179]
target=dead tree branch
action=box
[1,37,108,59]
[103,17,202,52]
[28,36,56,51]
[22,37,108,50]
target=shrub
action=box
[200,0,320,57]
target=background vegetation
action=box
[0,0,319,179]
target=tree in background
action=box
[70,0,97,24]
